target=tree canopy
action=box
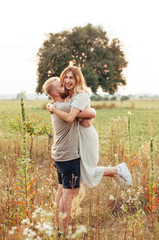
[36,24,128,94]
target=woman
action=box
[48,66,132,188]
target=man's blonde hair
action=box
[60,66,88,94]
[42,77,59,97]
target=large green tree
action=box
[36,24,128,94]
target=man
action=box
[42,77,95,236]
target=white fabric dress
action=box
[71,92,105,188]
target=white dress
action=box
[71,92,105,188]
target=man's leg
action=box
[55,158,80,234]
[55,184,63,228]
[59,188,76,233]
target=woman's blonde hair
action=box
[42,76,59,97]
[60,66,88,94]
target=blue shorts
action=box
[53,158,80,189]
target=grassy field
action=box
[0,99,159,239]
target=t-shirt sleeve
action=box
[71,93,90,111]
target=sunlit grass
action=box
[0,99,159,239]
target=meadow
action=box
[0,99,159,239]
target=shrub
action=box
[120,95,130,101]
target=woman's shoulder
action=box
[71,92,90,110]
[72,92,89,100]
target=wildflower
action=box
[28,229,36,238]
[68,225,72,231]
[109,195,115,200]
[23,227,29,235]
[46,211,54,217]
[121,204,126,212]
[43,222,53,230]
[21,218,30,225]
[127,111,132,115]
[75,225,87,234]
[32,211,37,218]
[36,237,42,240]
[9,230,14,235]
[35,222,42,230]
[59,212,67,219]
[45,229,52,236]
[12,226,17,231]
[127,189,130,193]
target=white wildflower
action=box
[45,229,52,236]
[36,237,42,240]
[68,230,72,236]
[9,230,14,235]
[32,211,37,218]
[46,211,54,217]
[35,222,41,230]
[43,222,53,231]
[59,212,67,219]
[71,233,76,238]
[121,204,126,212]
[35,207,42,213]
[23,227,29,235]
[68,225,72,231]
[109,195,115,200]
[12,226,17,230]
[75,225,87,234]
[28,230,36,238]
[21,218,30,225]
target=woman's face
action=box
[64,71,76,91]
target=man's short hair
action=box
[42,77,59,97]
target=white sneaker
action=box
[114,174,125,190]
[117,162,132,186]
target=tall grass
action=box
[0,100,159,239]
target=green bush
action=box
[90,94,103,101]
[120,96,130,101]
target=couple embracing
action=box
[43,66,132,237]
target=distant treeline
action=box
[90,94,159,101]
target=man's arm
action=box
[78,107,96,128]
[79,118,93,128]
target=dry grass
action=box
[0,115,159,239]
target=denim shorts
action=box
[53,158,80,189]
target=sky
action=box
[0,0,159,96]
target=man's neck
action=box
[53,96,64,102]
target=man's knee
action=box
[57,184,63,195]
[63,188,76,201]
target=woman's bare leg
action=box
[103,167,117,176]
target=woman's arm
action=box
[49,104,96,123]
[49,104,80,123]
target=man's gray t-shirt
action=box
[51,101,80,162]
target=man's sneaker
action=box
[114,173,125,190]
[116,162,132,186]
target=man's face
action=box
[55,80,69,99]
[64,71,76,91]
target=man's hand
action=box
[46,102,54,114]
[79,118,93,128]
[49,103,56,113]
